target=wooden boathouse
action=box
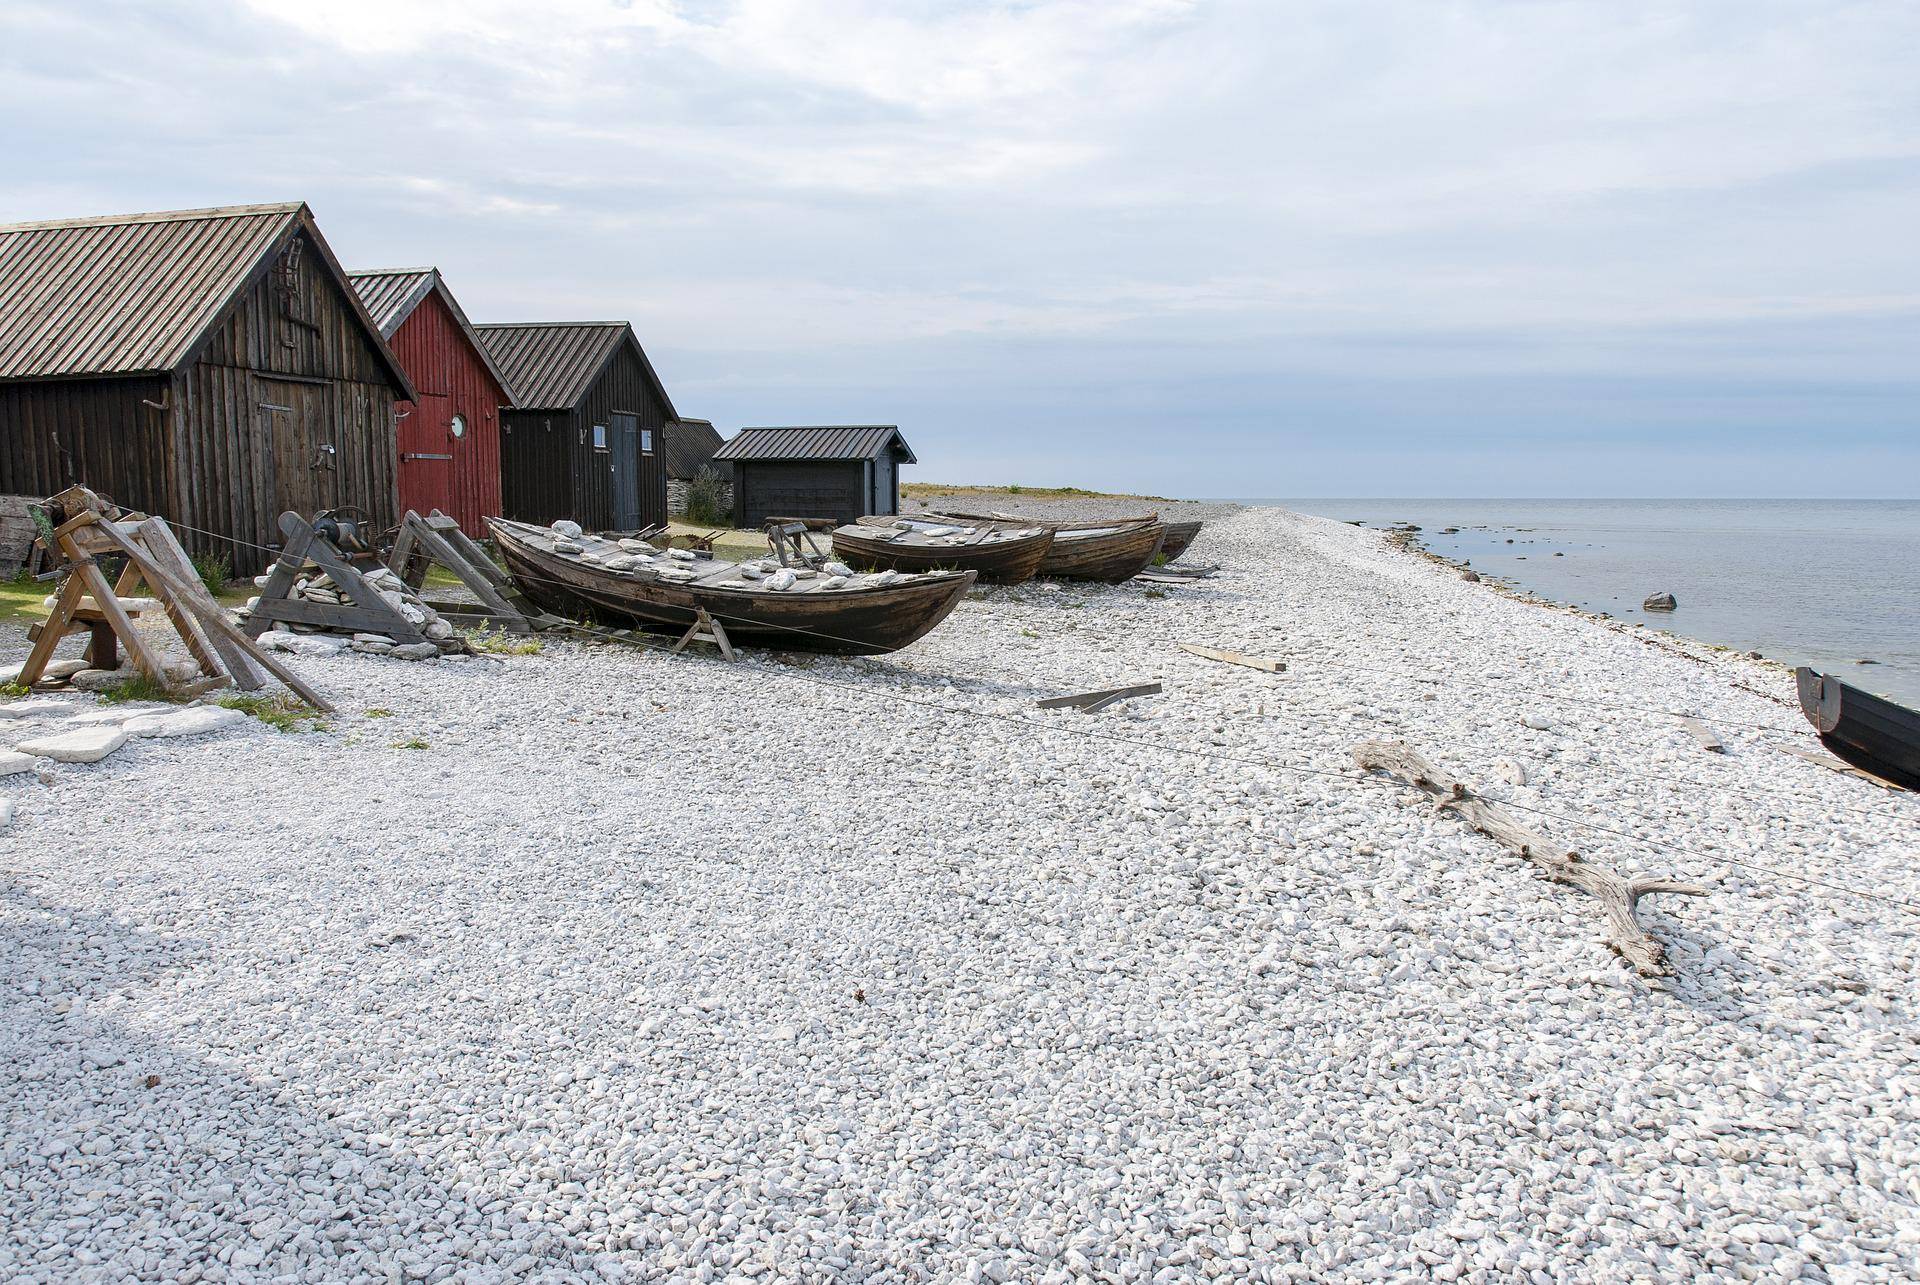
[475,323,678,532]
[662,417,724,517]
[0,202,413,573]
[714,425,916,527]
[349,268,513,537]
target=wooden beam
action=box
[1773,742,1899,789]
[1676,716,1724,753]
[86,521,335,713]
[1037,681,1162,710]
[1178,643,1286,674]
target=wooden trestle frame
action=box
[17,486,331,711]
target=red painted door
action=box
[397,393,455,518]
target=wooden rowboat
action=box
[1796,667,1920,791]
[1158,520,1203,561]
[910,512,1167,583]
[831,520,1054,584]
[489,519,975,655]
[915,506,1200,568]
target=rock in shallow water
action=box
[1643,591,1677,611]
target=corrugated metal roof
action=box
[474,322,626,411]
[714,425,916,464]
[474,321,678,418]
[346,268,436,337]
[661,418,723,477]
[349,267,515,404]
[0,202,305,379]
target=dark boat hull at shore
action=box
[831,523,1054,584]
[1158,520,1202,561]
[1796,667,1920,791]
[1034,521,1166,582]
[489,519,976,655]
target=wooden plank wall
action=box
[387,289,507,536]
[174,228,399,572]
[0,375,174,516]
[499,341,670,531]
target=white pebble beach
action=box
[3,503,1917,1282]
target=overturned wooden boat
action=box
[832,519,1054,584]
[488,519,975,655]
[913,512,1166,583]
[1795,667,1920,791]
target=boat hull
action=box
[1796,667,1920,791]
[831,526,1054,584]
[1039,522,1167,582]
[1158,521,1202,561]
[489,520,976,655]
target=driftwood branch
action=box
[1353,739,1706,975]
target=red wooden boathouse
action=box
[348,268,512,536]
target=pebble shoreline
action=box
[3,504,1917,1282]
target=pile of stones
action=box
[237,564,467,661]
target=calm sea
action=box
[1239,499,1920,708]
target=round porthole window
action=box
[449,413,467,439]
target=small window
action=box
[640,428,653,453]
[449,413,467,440]
[592,423,608,450]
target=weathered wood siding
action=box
[732,460,866,527]
[498,341,669,531]
[386,289,507,535]
[0,375,173,518]
[179,226,398,571]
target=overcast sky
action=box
[4,0,1916,496]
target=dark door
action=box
[609,411,641,529]
[258,377,336,530]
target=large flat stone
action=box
[15,727,129,764]
[0,698,75,721]
[0,750,36,775]
[123,706,247,739]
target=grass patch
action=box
[99,671,188,704]
[191,550,232,600]
[363,707,393,718]
[1,681,28,701]
[393,736,429,750]
[218,692,328,733]
[463,627,543,656]
[1143,589,1167,599]
[1018,628,1039,639]
[0,572,50,628]
[902,481,1174,502]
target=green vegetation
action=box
[99,671,187,704]
[218,692,328,733]
[684,466,732,526]
[902,481,1175,502]
[393,736,429,750]
[0,681,27,701]
[1,570,47,627]
[363,708,393,719]
[191,550,232,600]
[462,627,543,656]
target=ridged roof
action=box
[714,425,916,464]
[346,267,436,337]
[474,321,678,418]
[0,202,302,379]
[661,418,723,477]
[348,267,515,403]
[0,202,409,395]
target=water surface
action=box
[1244,499,1920,707]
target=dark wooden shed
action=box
[476,323,677,532]
[0,202,414,573]
[715,425,916,527]
[349,268,513,538]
